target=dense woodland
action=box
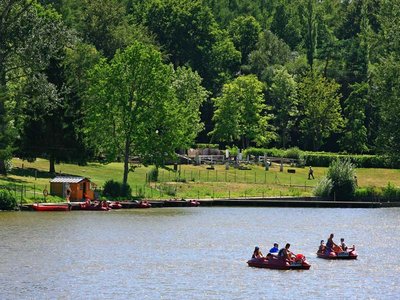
[1,0,400,184]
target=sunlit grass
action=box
[0,158,398,201]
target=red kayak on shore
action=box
[317,247,358,259]
[32,203,71,211]
[247,254,311,270]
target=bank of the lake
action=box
[1,207,399,299]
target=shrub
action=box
[226,145,239,157]
[327,158,356,200]
[284,147,304,159]
[0,189,17,210]
[159,184,176,196]
[103,180,132,199]
[147,167,159,182]
[243,147,285,158]
[313,177,333,197]
[382,183,400,201]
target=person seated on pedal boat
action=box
[269,243,279,254]
[340,238,347,251]
[252,246,264,259]
[278,243,294,261]
[318,240,326,253]
[326,233,339,253]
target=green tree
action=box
[372,1,400,162]
[211,75,273,148]
[298,72,343,151]
[172,67,209,147]
[145,0,240,90]
[248,30,291,82]
[0,1,69,174]
[270,68,298,148]
[85,41,204,184]
[228,16,261,64]
[340,82,369,153]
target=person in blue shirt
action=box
[269,243,279,254]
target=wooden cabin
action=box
[50,176,95,201]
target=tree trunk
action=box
[0,160,6,175]
[123,138,130,186]
[49,154,55,173]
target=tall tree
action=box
[0,1,68,174]
[228,16,261,64]
[270,67,298,148]
[211,75,273,148]
[85,41,204,185]
[298,72,343,151]
[339,82,369,153]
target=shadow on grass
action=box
[0,176,27,184]
[9,168,82,180]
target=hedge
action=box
[240,147,397,169]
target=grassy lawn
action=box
[0,158,398,202]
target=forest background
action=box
[1,0,400,187]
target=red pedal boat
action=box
[317,247,358,259]
[247,254,311,270]
[80,200,110,211]
[32,203,71,211]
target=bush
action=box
[103,180,132,199]
[226,145,239,157]
[243,147,285,158]
[304,152,392,168]
[147,167,159,182]
[284,147,304,159]
[382,183,400,201]
[159,184,176,196]
[0,189,17,210]
[313,177,333,197]
[327,158,356,200]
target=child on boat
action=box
[252,246,264,259]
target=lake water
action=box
[1,207,399,299]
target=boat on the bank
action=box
[32,203,72,211]
[247,254,311,270]
[164,199,200,207]
[132,200,151,208]
[80,200,110,211]
[108,201,122,209]
[189,200,200,207]
[317,247,358,259]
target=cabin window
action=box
[80,183,83,190]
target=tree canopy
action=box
[2,0,400,175]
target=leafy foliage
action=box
[326,158,357,200]
[313,177,333,198]
[0,190,17,210]
[103,180,132,199]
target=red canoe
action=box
[317,248,358,259]
[247,254,311,270]
[32,203,71,211]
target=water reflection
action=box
[0,208,399,299]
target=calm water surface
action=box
[0,207,399,299]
